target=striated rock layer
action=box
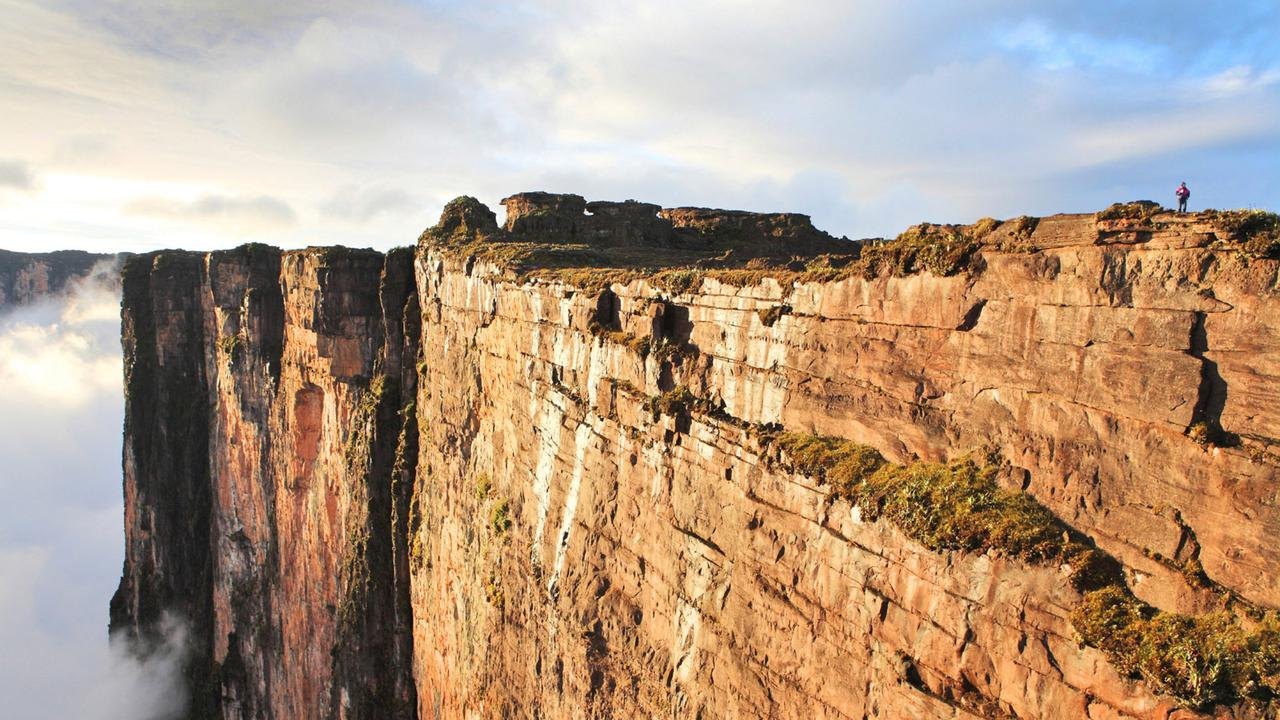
[112,197,1280,719]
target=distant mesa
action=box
[0,249,127,310]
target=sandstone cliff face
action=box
[0,248,121,309]
[113,246,418,718]
[113,199,1280,720]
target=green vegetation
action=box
[653,268,704,295]
[651,338,698,365]
[1097,201,1163,225]
[344,374,389,466]
[969,216,1002,238]
[766,433,1106,581]
[408,486,428,573]
[1072,588,1280,708]
[997,215,1041,252]
[474,473,492,500]
[484,570,505,609]
[489,499,512,537]
[216,333,246,363]
[644,386,703,421]
[1187,420,1238,448]
[856,223,981,277]
[587,321,652,356]
[357,374,388,418]
[1204,209,1280,259]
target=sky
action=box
[0,0,1276,253]
[0,268,186,719]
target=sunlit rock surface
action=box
[112,198,1279,719]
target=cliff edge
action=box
[112,196,1280,719]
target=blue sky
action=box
[0,0,1276,251]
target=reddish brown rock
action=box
[113,200,1279,720]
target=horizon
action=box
[1,192,1268,256]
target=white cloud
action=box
[0,0,1275,245]
[0,268,188,720]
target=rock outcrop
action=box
[112,197,1280,719]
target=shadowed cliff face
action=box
[113,197,1280,720]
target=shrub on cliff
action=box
[852,458,1070,562]
[857,223,979,277]
[1096,201,1163,225]
[489,499,511,537]
[772,426,1277,710]
[1204,209,1280,259]
[1072,588,1280,709]
[756,304,791,328]
[771,433,885,496]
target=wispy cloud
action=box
[126,193,297,233]
[321,184,418,222]
[0,160,36,191]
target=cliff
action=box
[0,248,123,309]
[112,197,1280,719]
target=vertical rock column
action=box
[111,252,217,717]
[112,246,420,720]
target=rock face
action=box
[112,246,418,719]
[112,199,1280,720]
[0,248,121,309]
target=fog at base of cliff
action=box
[0,266,186,720]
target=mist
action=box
[0,264,186,720]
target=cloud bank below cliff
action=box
[0,0,1276,252]
[0,270,186,720]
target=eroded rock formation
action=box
[112,196,1280,719]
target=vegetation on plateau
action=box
[1204,208,1280,259]
[421,195,1062,293]
[1096,200,1164,225]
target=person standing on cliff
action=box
[1176,181,1191,213]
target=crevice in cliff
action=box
[329,248,421,719]
[955,298,987,331]
[1187,310,1237,447]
